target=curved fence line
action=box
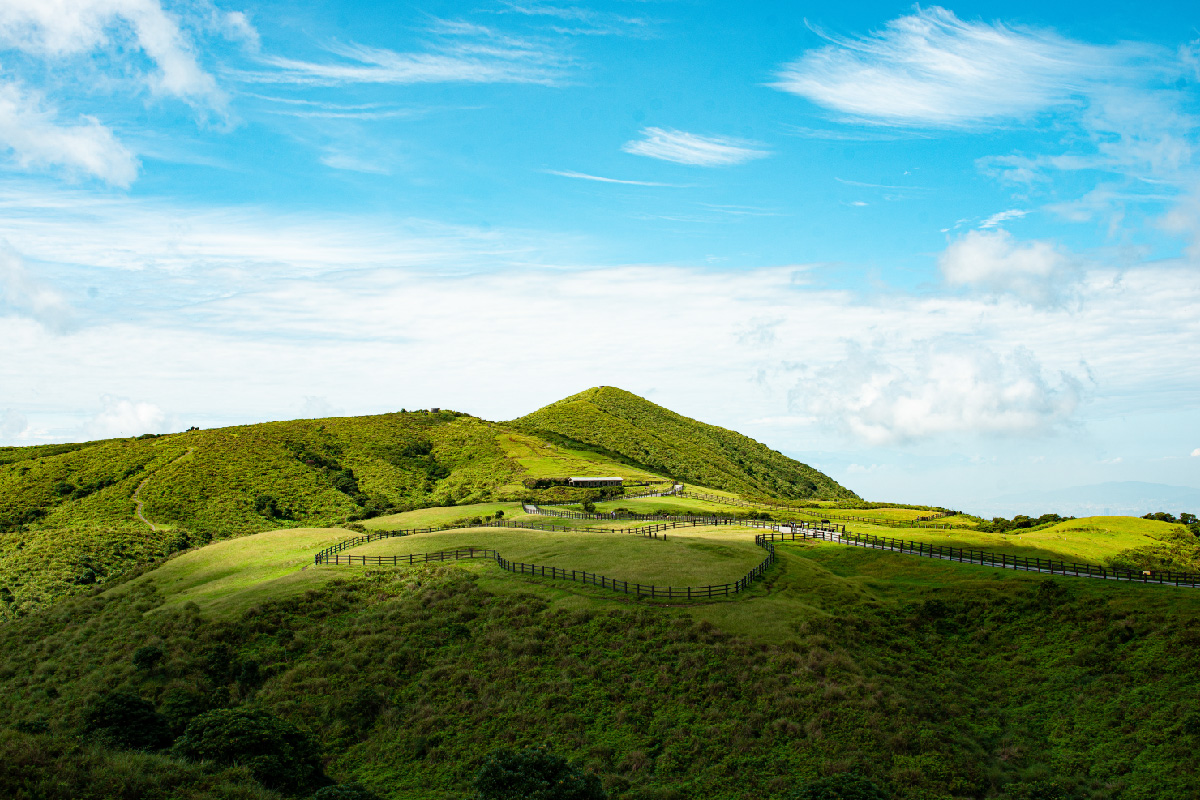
[314,508,1200,594]
[317,529,779,600]
[761,527,1200,589]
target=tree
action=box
[473,746,606,800]
[790,773,888,800]
[82,691,171,750]
[172,707,324,793]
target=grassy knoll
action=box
[115,527,361,617]
[343,525,767,590]
[361,502,529,530]
[2,525,1200,799]
[512,386,857,501]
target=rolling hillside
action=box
[0,391,852,616]
[511,387,857,501]
[1,523,1199,800]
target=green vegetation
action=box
[344,525,768,590]
[2,529,1200,799]
[511,387,857,501]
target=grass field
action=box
[361,502,530,530]
[834,514,1196,569]
[343,524,768,590]
[116,527,361,616]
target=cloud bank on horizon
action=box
[0,1,1197,509]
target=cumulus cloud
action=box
[772,6,1143,128]
[0,240,73,330]
[83,395,166,439]
[939,230,1079,304]
[0,0,226,111]
[791,343,1086,446]
[1192,448,1200,457]
[0,408,30,441]
[622,127,770,166]
[0,81,138,186]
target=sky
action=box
[1,0,1198,516]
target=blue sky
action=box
[1,0,1198,515]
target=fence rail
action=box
[759,528,1200,588]
[316,525,780,599]
[313,507,1200,594]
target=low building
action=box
[568,476,624,488]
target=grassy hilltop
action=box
[512,387,856,501]
[0,390,854,615]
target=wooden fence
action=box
[759,528,1200,588]
[316,528,779,599]
[521,503,848,534]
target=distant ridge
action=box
[511,386,857,501]
[969,481,1200,518]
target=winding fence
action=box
[315,521,781,599]
[313,507,1200,595]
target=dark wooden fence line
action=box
[673,492,961,529]
[317,531,780,600]
[758,528,1200,589]
[521,503,848,534]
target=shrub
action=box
[254,494,284,519]
[1004,780,1070,800]
[172,707,323,793]
[132,644,164,671]
[82,691,171,750]
[312,784,384,800]
[472,746,606,800]
[790,773,888,800]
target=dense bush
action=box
[311,783,384,800]
[790,773,889,800]
[81,691,171,751]
[473,746,606,800]
[172,707,324,793]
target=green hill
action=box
[512,387,856,501]
[0,391,854,616]
[1,525,1198,800]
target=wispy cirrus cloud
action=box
[544,169,680,187]
[622,127,770,167]
[772,6,1148,128]
[246,23,566,87]
[497,2,653,37]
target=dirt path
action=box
[133,447,195,532]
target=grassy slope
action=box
[2,527,1200,799]
[0,412,670,616]
[511,387,857,501]
[834,515,1200,574]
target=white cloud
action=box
[1192,448,1200,457]
[0,188,1197,456]
[939,229,1079,304]
[792,343,1086,446]
[0,0,226,111]
[773,6,1144,128]
[622,127,769,166]
[0,81,138,186]
[83,395,166,439]
[980,209,1028,229]
[0,408,30,440]
[544,169,678,187]
[320,151,391,175]
[250,28,563,86]
[0,239,73,330]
